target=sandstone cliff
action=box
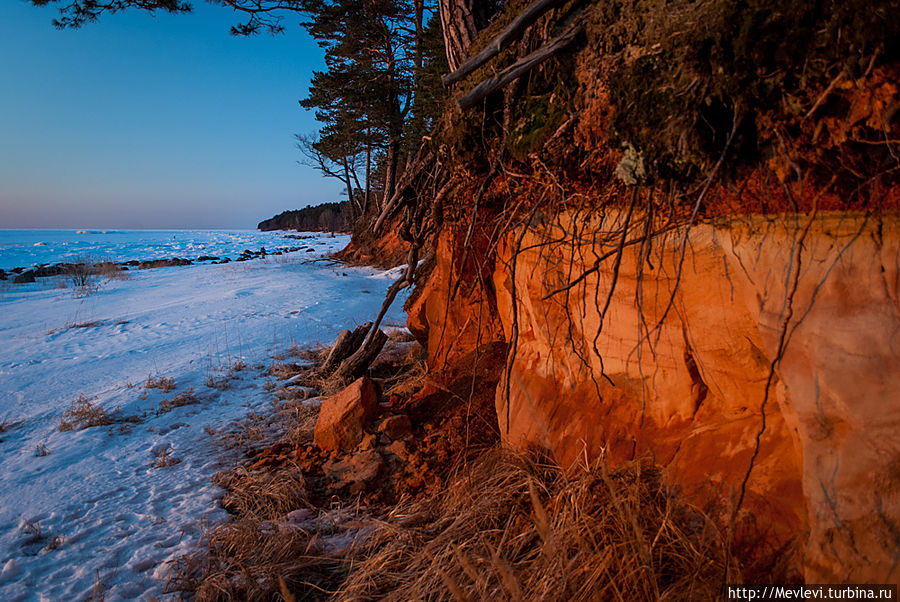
[408,206,900,582]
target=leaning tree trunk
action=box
[382,137,400,213]
[341,159,357,222]
[438,0,495,71]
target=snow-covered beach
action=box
[0,231,406,600]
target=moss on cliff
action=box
[435,0,900,210]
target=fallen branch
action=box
[458,23,583,111]
[320,322,372,376]
[333,328,388,382]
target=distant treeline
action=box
[257,202,350,232]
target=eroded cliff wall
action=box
[409,210,900,581]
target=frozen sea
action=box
[0,228,317,271]
[0,230,407,600]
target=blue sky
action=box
[0,1,342,229]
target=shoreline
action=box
[0,230,343,285]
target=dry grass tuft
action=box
[22,520,65,553]
[273,385,314,402]
[213,466,309,521]
[58,395,113,431]
[89,568,106,602]
[205,375,232,391]
[67,320,104,329]
[167,513,348,601]
[271,342,323,362]
[384,360,428,398]
[145,374,176,393]
[95,260,128,281]
[279,400,319,448]
[153,445,182,468]
[219,411,270,450]
[267,361,306,381]
[158,388,200,414]
[46,320,105,336]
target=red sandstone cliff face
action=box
[409,211,900,582]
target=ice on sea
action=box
[0,228,310,271]
[0,232,408,600]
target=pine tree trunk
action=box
[382,137,400,212]
[438,0,493,71]
[342,159,357,222]
[365,126,371,215]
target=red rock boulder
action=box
[313,377,377,452]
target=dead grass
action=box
[95,260,128,281]
[158,388,200,414]
[312,370,349,398]
[267,360,306,381]
[58,395,113,431]
[46,320,104,336]
[153,445,182,468]
[205,375,232,391]
[271,343,302,361]
[89,568,106,602]
[218,410,273,451]
[22,520,65,553]
[384,360,428,398]
[145,374,176,393]
[279,401,319,448]
[168,513,347,601]
[68,256,100,297]
[168,447,735,601]
[213,466,309,521]
[69,320,104,328]
[273,385,314,402]
[337,448,734,601]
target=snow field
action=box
[0,233,407,600]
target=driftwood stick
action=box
[442,0,566,86]
[458,23,582,111]
[320,322,371,376]
[334,328,388,382]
